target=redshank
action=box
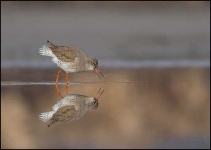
[39,88,104,127]
[39,41,104,97]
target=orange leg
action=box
[56,69,63,98]
[56,69,63,84]
[56,84,63,98]
[65,73,69,94]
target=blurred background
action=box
[1,1,210,149]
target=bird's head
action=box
[87,97,99,110]
[86,57,104,79]
[87,88,104,110]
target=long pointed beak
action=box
[95,67,104,79]
[94,88,104,100]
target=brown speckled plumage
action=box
[48,105,76,127]
[48,41,87,71]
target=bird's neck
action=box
[85,57,94,70]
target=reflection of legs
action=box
[65,84,69,95]
[56,84,63,98]
[65,73,69,94]
[56,69,63,98]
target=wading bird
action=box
[39,41,104,97]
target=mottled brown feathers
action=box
[52,46,78,62]
[47,41,86,63]
[48,105,76,127]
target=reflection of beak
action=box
[94,67,104,79]
[94,88,104,100]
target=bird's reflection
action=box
[39,88,104,127]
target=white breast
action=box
[52,55,77,72]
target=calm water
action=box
[1,67,210,149]
[1,2,210,149]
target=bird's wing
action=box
[52,46,86,62]
[50,105,76,124]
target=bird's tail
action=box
[39,111,54,122]
[39,45,53,56]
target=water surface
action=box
[1,67,210,148]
